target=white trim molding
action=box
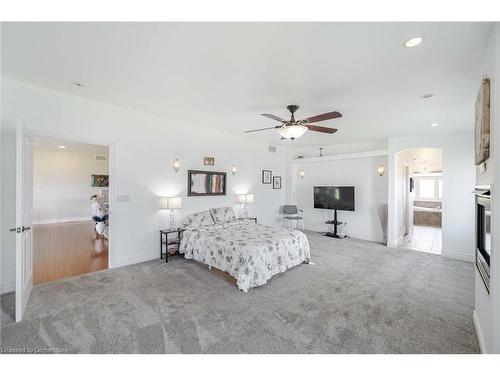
[292,149,388,164]
[441,250,474,263]
[112,251,158,269]
[1,281,15,294]
[33,217,90,225]
[473,310,487,354]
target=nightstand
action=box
[239,217,257,224]
[160,228,185,263]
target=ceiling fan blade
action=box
[301,111,342,123]
[261,113,287,122]
[306,125,338,134]
[244,126,280,133]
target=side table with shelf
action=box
[160,228,185,263]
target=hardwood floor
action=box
[33,221,108,285]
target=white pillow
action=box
[181,210,215,228]
[210,207,237,224]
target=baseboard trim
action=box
[304,227,383,244]
[112,251,158,269]
[441,250,474,263]
[34,217,90,225]
[386,240,397,248]
[396,234,405,246]
[0,281,15,294]
[473,310,487,354]
[344,231,384,244]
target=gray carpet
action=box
[0,231,479,353]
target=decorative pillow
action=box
[210,207,237,224]
[181,210,215,228]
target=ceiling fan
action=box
[245,105,342,140]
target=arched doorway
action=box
[394,147,443,254]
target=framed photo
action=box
[475,78,490,165]
[273,176,282,189]
[203,156,215,166]
[91,174,109,187]
[262,170,272,184]
[188,170,226,196]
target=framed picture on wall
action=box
[203,156,215,166]
[475,78,490,165]
[262,170,272,184]
[187,170,227,196]
[91,174,109,187]
[273,176,281,189]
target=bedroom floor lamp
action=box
[160,196,183,229]
[236,194,254,218]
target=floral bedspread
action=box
[179,221,311,292]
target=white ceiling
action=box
[399,147,443,172]
[34,136,109,154]
[2,22,493,146]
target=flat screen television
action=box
[314,186,355,211]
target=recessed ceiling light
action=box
[429,122,439,127]
[58,145,67,149]
[404,36,424,48]
[70,81,85,87]
[420,93,434,99]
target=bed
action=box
[178,207,311,292]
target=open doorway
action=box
[395,148,443,254]
[32,136,110,284]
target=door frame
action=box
[27,129,117,269]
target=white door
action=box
[15,122,34,322]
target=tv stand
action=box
[325,209,343,239]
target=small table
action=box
[160,228,185,263]
[239,217,257,224]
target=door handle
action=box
[9,227,31,233]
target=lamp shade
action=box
[277,125,308,140]
[160,196,169,209]
[160,196,182,209]
[168,196,182,209]
[236,194,254,204]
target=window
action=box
[419,179,435,198]
[414,174,442,200]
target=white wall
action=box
[285,140,388,203]
[291,155,388,242]
[33,147,109,224]
[489,23,500,356]
[0,23,5,293]
[474,23,500,355]
[394,149,414,242]
[473,25,496,354]
[1,78,286,292]
[387,132,475,262]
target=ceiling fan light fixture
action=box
[277,125,308,140]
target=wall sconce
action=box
[160,196,183,229]
[377,165,385,176]
[172,159,180,173]
[299,170,305,179]
[231,164,238,175]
